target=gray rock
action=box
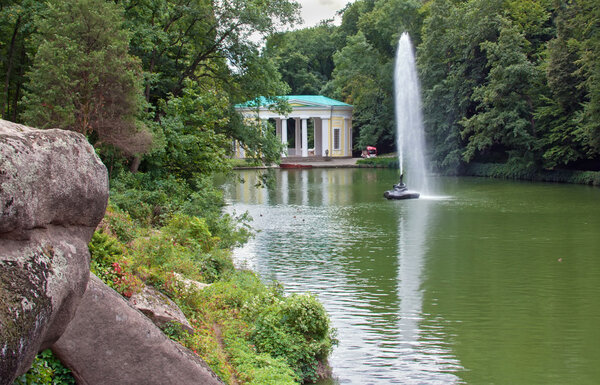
[174,272,211,292]
[0,120,109,384]
[129,283,194,334]
[53,274,224,385]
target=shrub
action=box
[89,231,142,297]
[356,157,399,168]
[246,293,336,382]
[465,162,600,185]
[14,349,75,385]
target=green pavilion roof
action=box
[235,95,352,108]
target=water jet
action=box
[384,32,428,200]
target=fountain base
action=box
[384,182,420,200]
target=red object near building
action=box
[362,146,377,158]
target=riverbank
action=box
[233,157,362,170]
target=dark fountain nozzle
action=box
[384,173,420,200]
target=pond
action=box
[221,168,600,384]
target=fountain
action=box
[384,32,428,200]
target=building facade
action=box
[234,95,353,158]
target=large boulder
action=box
[0,120,108,384]
[129,283,194,334]
[53,274,224,385]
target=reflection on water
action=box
[394,200,462,384]
[222,169,600,385]
[223,169,463,384]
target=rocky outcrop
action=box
[174,272,211,291]
[129,283,194,334]
[0,120,109,384]
[52,275,224,385]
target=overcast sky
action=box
[296,0,352,28]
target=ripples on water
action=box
[223,169,600,384]
[227,197,464,384]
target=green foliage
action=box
[460,19,542,165]
[21,0,152,157]
[13,349,75,385]
[89,230,143,297]
[245,293,336,382]
[223,321,299,385]
[356,157,399,168]
[324,30,395,151]
[193,271,335,383]
[122,0,300,102]
[265,23,338,94]
[102,204,138,243]
[144,80,232,181]
[465,162,600,185]
[0,0,45,121]
[109,171,252,249]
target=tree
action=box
[264,22,338,95]
[323,0,426,153]
[418,0,505,173]
[119,0,301,103]
[574,0,600,155]
[324,31,395,151]
[143,79,231,181]
[460,20,543,169]
[0,0,45,121]
[21,0,152,157]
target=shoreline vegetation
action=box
[16,172,337,385]
[356,157,600,186]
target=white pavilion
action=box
[234,95,353,159]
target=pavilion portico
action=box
[234,95,353,158]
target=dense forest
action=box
[264,0,600,176]
[2,0,600,177]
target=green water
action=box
[221,168,600,384]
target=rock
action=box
[129,283,194,334]
[174,272,211,292]
[52,274,224,385]
[0,120,108,384]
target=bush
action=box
[245,293,336,382]
[356,157,399,168]
[13,349,75,385]
[89,231,143,297]
[465,162,600,185]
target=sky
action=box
[296,0,351,28]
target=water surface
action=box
[222,168,600,384]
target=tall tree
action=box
[264,22,338,95]
[21,0,151,157]
[119,0,300,103]
[0,0,44,121]
[460,20,543,169]
[324,0,426,153]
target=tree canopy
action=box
[2,0,599,175]
[268,0,599,173]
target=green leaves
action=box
[21,0,152,156]
[460,20,541,164]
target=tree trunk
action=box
[3,16,21,118]
[10,46,26,122]
[129,155,141,173]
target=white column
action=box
[295,118,301,156]
[321,119,329,156]
[301,118,308,157]
[281,118,288,157]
